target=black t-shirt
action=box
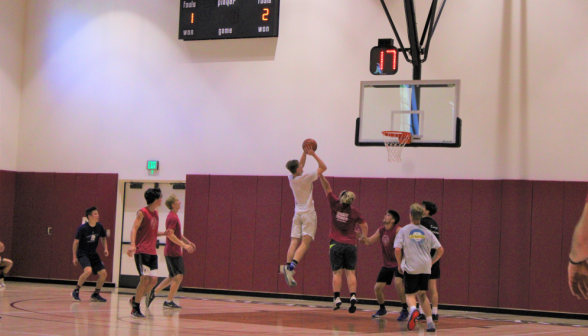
[75,222,107,256]
[420,217,440,257]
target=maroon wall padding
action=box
[278,176,304,294]
[469,180,502,307]
[0,171,16,259]
[228,176,258,291]
[560,182,588,313]
[303,177,335,296]
[414,179,444,293]
[529,181,564,311]
[252,176,282,293]
[441,179,472,305]
[12,173,54,278]
[70,174,97,280]
[50,173,77,280]
[385,178,415,301]
[356,178,388,299]
[499,180,533,309]
[183,175,210,288]
[95,174,118,282]
[331,177,362,297]
[204,176,233,289]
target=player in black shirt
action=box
[72,207,109,302]
[416,201,440,323]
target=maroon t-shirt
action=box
[164,212,183,257]
[135,207,159,255]
[379,225,402,268]
[327,192,365,245]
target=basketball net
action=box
[382,131,412,163]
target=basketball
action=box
[302,139,318,151]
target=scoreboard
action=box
[179,0,280,40]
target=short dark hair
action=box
[286,160,299,174]
[422,201,437,216]
[145,188,162,205]
[387,209,400,225]
[85,207,98,218]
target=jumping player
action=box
[283,146,327,286]
[71,207,109,302]
[569,191,588,298]
[394,204,444,332]
[359,210,409,320]
[127,187,171,318]
[416,201,440,322]
[318,174,368,313]
[147,194,195,309]
[0,241,12,289]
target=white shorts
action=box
[291,210,317,240]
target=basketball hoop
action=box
[382,131,412,163]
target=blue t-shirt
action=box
[75,222,106,256]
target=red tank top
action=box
[135,207,159,255]
[379,224,402,268]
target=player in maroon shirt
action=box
[148,194,195,309]
[0,240,13,289]
[359,209,409,320]
[126,188,171,318]
[318,174,368,313]
[568,191,588,299]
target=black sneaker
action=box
[348,294,357,313]
[72,290,81,301]
[433,314,439,322]
[372,308,387,318]
[131,305,145,318]
[163,301,182,309]
[416,313,426,322]
[397,308,409,321]
[90,293,107,302]
[146,289,155,308]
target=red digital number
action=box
[262,8,269,21]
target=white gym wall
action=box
[3,0,588,180]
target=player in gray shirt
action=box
[394,204,444,332]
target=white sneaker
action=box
[283,265,296,287]
[333,297,342,310]
[0,279,5,288]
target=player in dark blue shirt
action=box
[72,207,109,302]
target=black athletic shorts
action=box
[404,273,431,294]
[78,253,105,275]
[376,266,404,285]
[430,260,440,279]
[165,256,185,277]
[134,253,158,276]
[329,239,357,271]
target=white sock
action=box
[409,306,417,314]
[432,307,438,314]
[419,307,424,314]
[426,316,433,324]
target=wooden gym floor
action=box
[1,282,587,335]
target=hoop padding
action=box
[382,131,412,163]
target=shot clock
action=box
[370,39,399,75]
[179,0,280,40]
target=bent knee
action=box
[98,270,107,277]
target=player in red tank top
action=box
[568,191,588,299]
[126,188,171,318]
[359,209,408,320]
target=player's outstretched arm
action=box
[299,150,307,169]
[307,147,327,175]
[569,203,588,299]
[167,233,195,253]
[318,173,332,195]
[127,211,144,257]
[359,229,380,245]
[359,221,368,240]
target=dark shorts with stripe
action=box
[78,253,105,275]
[376,266,404,285]
[134,253,158,276]
[165,256,185,277]
[329,239,357,271]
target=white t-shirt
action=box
[288,170,318,213]
[394,223,442,274]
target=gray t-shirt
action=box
[394,223,442,274]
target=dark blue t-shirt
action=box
[75,222,106,256]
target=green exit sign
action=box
[147,161,159,171]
